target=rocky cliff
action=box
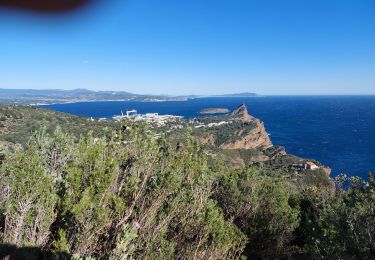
[229,103,254,122]
[190,104,280,165]
[191,104,331,181]
[220,104,273,150]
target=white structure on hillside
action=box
[304,161,319,170]
[127,109,137,117]
[112,109,182,125]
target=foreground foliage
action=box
[0,122,374,259]
[0,123,245,259]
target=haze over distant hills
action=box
[210,92,258,97]
[0,88,257,105]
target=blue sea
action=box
[41,96,375,179]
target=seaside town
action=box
[111,109,183,126]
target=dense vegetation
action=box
[0,106,117,145]
[192,120,257,147]
[0,115,374,259]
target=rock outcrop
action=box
[220,119,273,149]
[230,104,254,122]
[321,166,332,175]
[220,104,273,149]
[191,104,333,188]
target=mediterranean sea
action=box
[41,96,375,179]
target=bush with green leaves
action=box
[0,122,245,259]
[301,174,375,259]
[1,137,58,247]
[1,120,374,259]
[215,167,300,258]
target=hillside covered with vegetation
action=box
[0,106,118,146]
[0,106,374,259]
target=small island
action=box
[199,108,230,114]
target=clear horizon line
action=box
[1,87,375,96]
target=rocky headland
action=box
[189,104,332,186]
[191,104,274,152]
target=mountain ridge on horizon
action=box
[0,88,257,105]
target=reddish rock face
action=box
[230,104,254,122]
[220,119,272,150]
[322,166,332,175]
[220,104,273,150]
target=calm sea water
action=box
[41,96,375,178]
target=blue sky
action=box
[1,0,374,95]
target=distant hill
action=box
[0,88,257,105]
[211,92,257,97]
[0,88,196,105]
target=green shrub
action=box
[0,123,246,259]
[215,167,300,258]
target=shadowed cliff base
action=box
[0,0,93,13]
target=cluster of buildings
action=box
[291,161,320,172]
[112,109,183,125]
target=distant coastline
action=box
[39,96,375,178]
[0,88,258,105]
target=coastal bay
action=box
[41,96,375,178]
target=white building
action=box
[304,161,319,170]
